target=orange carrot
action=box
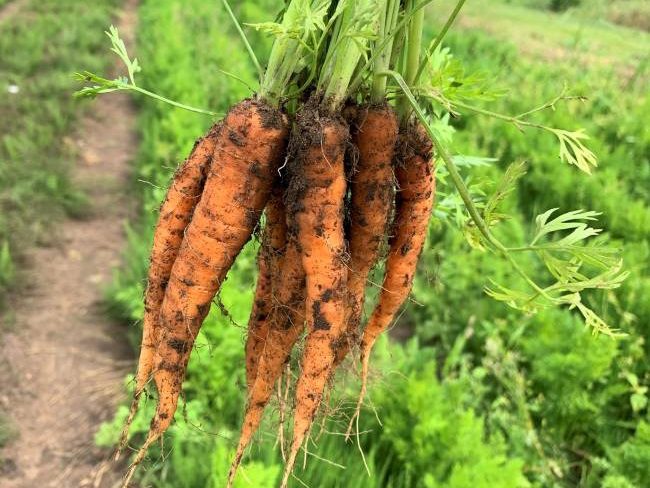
[121,99,289,487]
[246,248,272,390]
[348,120,434,435]
[117,123,220,455]
[227,234,305,487]
[335,104,398,366]
[280,109,349,487]
[245,187,287,392]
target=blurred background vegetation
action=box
[1,0,649,486]
[0,0,121,307]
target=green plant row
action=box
[406,25,650,487]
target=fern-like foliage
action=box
[485,208,628,336]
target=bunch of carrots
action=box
[109,1,437,486]
[73,0,627,484]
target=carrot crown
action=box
[317,0,381,111]
[255,0,334,107]
[396,0,425,125]
[370,0,401,103]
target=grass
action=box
[0,414,16,448]
[436,0,650,75]
[0,0,121,303]
[508,0,650,31]
[413,4,650,485]
[0,410,17,474]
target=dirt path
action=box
[0,1,138,487]
[0,0,28,24]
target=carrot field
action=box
[0,0,649,487]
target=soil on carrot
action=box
[0,1,138,487]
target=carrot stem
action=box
[370,0,400,102]
[220,0,264,81]
[414,0,467,83]
[319,0,380,110]
[348,0,436,95]
[129,85,221,116]
[398,0,425,124]
[259,0,333,106]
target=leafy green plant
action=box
[387,67,626,337]
[74,26,219,116]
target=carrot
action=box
[245,187,287,393]
[280,108,349,488]
[245,247,272,389]
[121,99,289,487]
[227,231,305,487]
[117,122,220,456]
[348,120,434,435]
[335,104,398,367]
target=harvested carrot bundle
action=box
[227,233,305,487]
[350,120,434,431]
[122,99,289,486]
[245,187,288,392]
[73,0,619,484]
[115,0,336,483]
[280,106,350,486]
[335,104,398,366]
[116,122,221,455]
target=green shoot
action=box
[220,0,263,80]
[318,0,380,110]
[254,0,333,105]
[106,25,140,84]
[405,1,425,87]
[76,2,334,112]
[347,0,436,95]
[370,0,400,102]
[416,32,596,174]
[483,161,527,227]
[74,27,220,117]
[414,0,467,83]
[461,160,526,248]
[552,128,598,174]
[419,46,509,105]
[382,69,627,336]
[397,0,425,123]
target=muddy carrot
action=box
[280,108,349,486]
[121,99,289,487]
[227,234,305,487]
[335,103,398,366]
[245,187,288,392]
[348,120,434,435]
[117,122,220,455]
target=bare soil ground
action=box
[0,0,27,24]
[0,1,139,487]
